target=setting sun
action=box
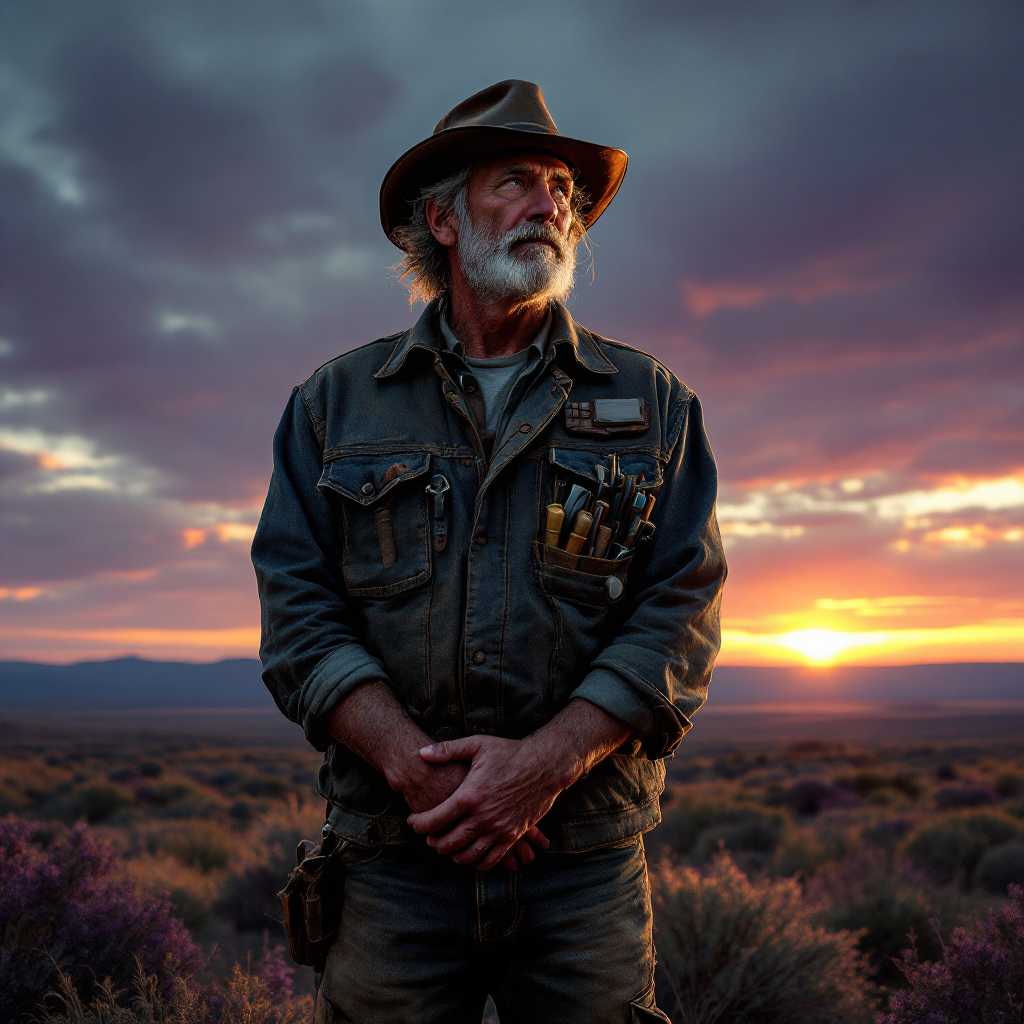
[772,629,883,664]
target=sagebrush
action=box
[652,854,876,1024]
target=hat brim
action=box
[380,125,628,247]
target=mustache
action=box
[500,222,570,261]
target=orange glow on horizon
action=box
[0,626,261,664]
[720,621,1024,667]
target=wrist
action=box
[382,740,427,795]
[523,729,584,793]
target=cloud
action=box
[156,312,219,340]
[0,388,50,411]
[0,66,86,205]
[0,0,1020,662]
[877,477,1024,519]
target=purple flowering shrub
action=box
[880,884,1024,1024]
[0,817,203,1021]
[805,848,968,989]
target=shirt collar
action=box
[438,308,552,363]
[374,298,617,379]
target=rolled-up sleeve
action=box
[571,388,727,759]
[252,387,387,750]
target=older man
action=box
[252,81,726,1024]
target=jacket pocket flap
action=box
[318,452,431,506]
[548,448,663,488]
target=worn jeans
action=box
[314,836,670,1024]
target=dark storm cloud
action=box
[0,0,1020,657]
[54,42,290,259]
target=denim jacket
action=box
[252,300,726,852]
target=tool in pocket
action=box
[425,473,450,553]
[539,455,660,573]
[373,462,408,567]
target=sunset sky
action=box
[1,1,1022,668]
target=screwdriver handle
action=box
[565,510,593,555]
[593,524,613,559]
[544,504,565,547]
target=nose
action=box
[525,179,559,224]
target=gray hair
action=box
[391,164,590,304]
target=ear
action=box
[425,198,459,248]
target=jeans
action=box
[314,837,670,1024]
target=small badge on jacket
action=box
[565,398,649,437]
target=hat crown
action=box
[433,80,558,137]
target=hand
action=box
[389,740,546,869]
[408,734,563,871]
[396,755,468,814]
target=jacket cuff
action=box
[571,668,655,736]
[299,644,389,749]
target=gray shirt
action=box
[440,310,552,440]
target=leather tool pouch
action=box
[277,829,349,972]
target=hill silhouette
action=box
[0,658,1020,709]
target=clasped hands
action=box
[329,682,633,874]
[399,733,566,872]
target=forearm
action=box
[525,697,635,792]
[326,680,430,790]
[253,392,389,749]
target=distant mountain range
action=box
[0,658,1021,709]
[0,658,273,708]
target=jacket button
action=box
[472,650,486,665]
[360,482,375,495]
[519,423,531,433]
[605,576,624,600]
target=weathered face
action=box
[463,153,576,247]
[435,151,580,304]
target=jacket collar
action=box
[373,298,618,379]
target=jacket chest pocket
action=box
[538,446,663,610]
[318,452,433,597]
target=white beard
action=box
[456,218,577,304]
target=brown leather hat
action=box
[380,80,628,248]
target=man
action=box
[252,80,726,1024]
